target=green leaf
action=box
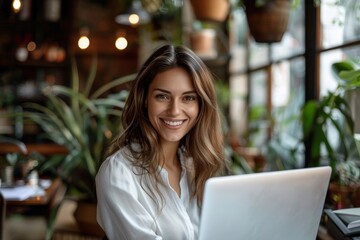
[90,73,136,99]
[84,56,98,98]
[23,104,77,146]
[49,86,98,114]
[47,94,84,146]
[332,61,355,75]
[332,61,360,89]
[302,100,317,137]
[93,98,126,109]
[310,126,324,166]
[333,95,354,133]
[326,111,349,161]
[339,69,360,86]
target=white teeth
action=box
[164,120,183,126]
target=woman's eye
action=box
[184,95,197,101]
[156,94,169,101]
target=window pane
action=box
[270,58,305,169]
[229,8,248,73]
[249,42,270,69]
[248,70,268,147]
[321,0,360,48]
[271,0,305,61]
[271,62,290,107]
[230,74,248,138]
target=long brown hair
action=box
[107,44,228,205]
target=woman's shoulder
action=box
[96,146,139,187]
[100,146,133,171]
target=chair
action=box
[0,192,6,240]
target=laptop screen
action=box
[198,166,331,240]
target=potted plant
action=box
[329,158,360,209]
[189,0,230,22]
[0,137,29,186]
[303,60,360,168]
[189,21,219,59]
[22,57,135,237]
[298,59,360,209]
[233,0,301,43]
[263,59,360,208]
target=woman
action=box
[96,44,228,240]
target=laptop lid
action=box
[198,166,331,240]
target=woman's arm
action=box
[96,154,162,240]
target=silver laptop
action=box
[198,166,331,240]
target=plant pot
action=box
[73,201,105,237]
[190,29,218,59]
[244,0,291,43]
[190,0,230,22]
[327,182,360,209]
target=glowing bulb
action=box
[12,0,21,13]
[78,36,90,50]
[27,41,36,52]
[128,14,139,25]
[115,37,128,50]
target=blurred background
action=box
[0,0,360,239]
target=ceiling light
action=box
[78,28,90,50]
[115,1,150,26]
[12,0,21,13]
[115,36,128,50]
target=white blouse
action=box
[95,146,200,240]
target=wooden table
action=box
[0,143,68,214]
[5,178,66,220]
[0,143,68,156]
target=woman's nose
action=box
[168,99,181,115]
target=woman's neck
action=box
[160,141,182,197]
[160,141,180,168]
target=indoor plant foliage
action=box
[263,59,359,208]
[23,57,135,202]
[264,60,360,175]
[303,59,360,209]
[302,60,360,173]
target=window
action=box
[229,0,360,168]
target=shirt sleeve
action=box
[95,153,162,240]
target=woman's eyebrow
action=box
[154,88,197,95]
[154,88,170,93]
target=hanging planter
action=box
[190,28,218,59]
[243,0,292,43]
[190,0,230,22]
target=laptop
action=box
[198,166,331,240]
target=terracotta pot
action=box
[190,29,217,59]
[190,0,230,22]
[327,182,360,209]
[73,201,105,237]
[244,0,291,43]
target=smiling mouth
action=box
[163,119,185,126]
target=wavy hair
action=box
[106,44,228,206]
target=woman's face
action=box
[146,67,199,146]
